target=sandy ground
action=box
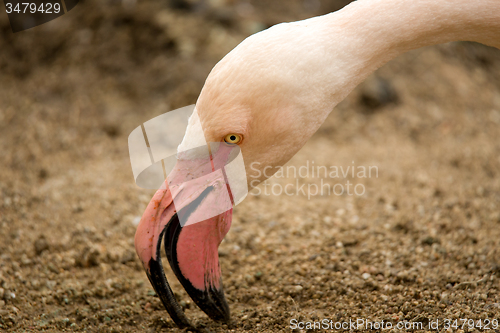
[1,0,500,332]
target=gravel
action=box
[1,0,499,332]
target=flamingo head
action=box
[134,20,336,329]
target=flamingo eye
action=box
[223,134,243,145]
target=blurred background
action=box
[1,0,499,332]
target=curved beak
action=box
[134,145,236,328]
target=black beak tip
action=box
[147,258,195,329]
[206,286,231,323]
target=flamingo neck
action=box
[309,0,500,111]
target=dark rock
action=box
[359,75,398,111]
[34,235,49,255]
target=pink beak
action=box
[134,144,237,329]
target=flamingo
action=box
[133,0,500,329]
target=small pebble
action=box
[34,236,49,255]
[132,216,141,226]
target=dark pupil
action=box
[230,135,236,141]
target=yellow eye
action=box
[223,134,243,145]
